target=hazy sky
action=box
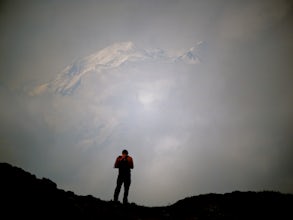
[0,0,293,206]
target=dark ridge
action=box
[1,162,292,219]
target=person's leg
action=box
[114,175,123,202]
[123,175,131,204]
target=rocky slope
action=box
[1,162,292,219]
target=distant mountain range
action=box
[30,41,206,96]
[1,162,292,219]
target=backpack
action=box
[120,156,128,167]
[119,156,130,173]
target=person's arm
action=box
[114,156,122,168]
[128,157,134,169]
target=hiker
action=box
[113,149,134,204]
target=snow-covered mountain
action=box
[175,41,207,64]
[31,41,205,96]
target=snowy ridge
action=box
[31,41,205,96]
[175,41,207,64]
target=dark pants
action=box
[114,173,131,203]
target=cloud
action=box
[218,0,292,40]
[1,0,292,207]
[136,79,174,108]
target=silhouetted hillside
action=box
[1,162,292,219]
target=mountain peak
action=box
[106,41,136,51]
[31,41,205,96]
[91,41,137,61]
[176,41,207,64]
[86,41,144,68]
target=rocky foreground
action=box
[1,162,292,219]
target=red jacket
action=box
[114,155,134,169]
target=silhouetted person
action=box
[113,149,134,204]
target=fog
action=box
[0,0,292,206]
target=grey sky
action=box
[0,0,293,206]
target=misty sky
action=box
[0,0,293,206]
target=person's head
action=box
[122,149,128,156]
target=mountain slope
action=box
[1,162,292,220]
[31,41,205,96]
